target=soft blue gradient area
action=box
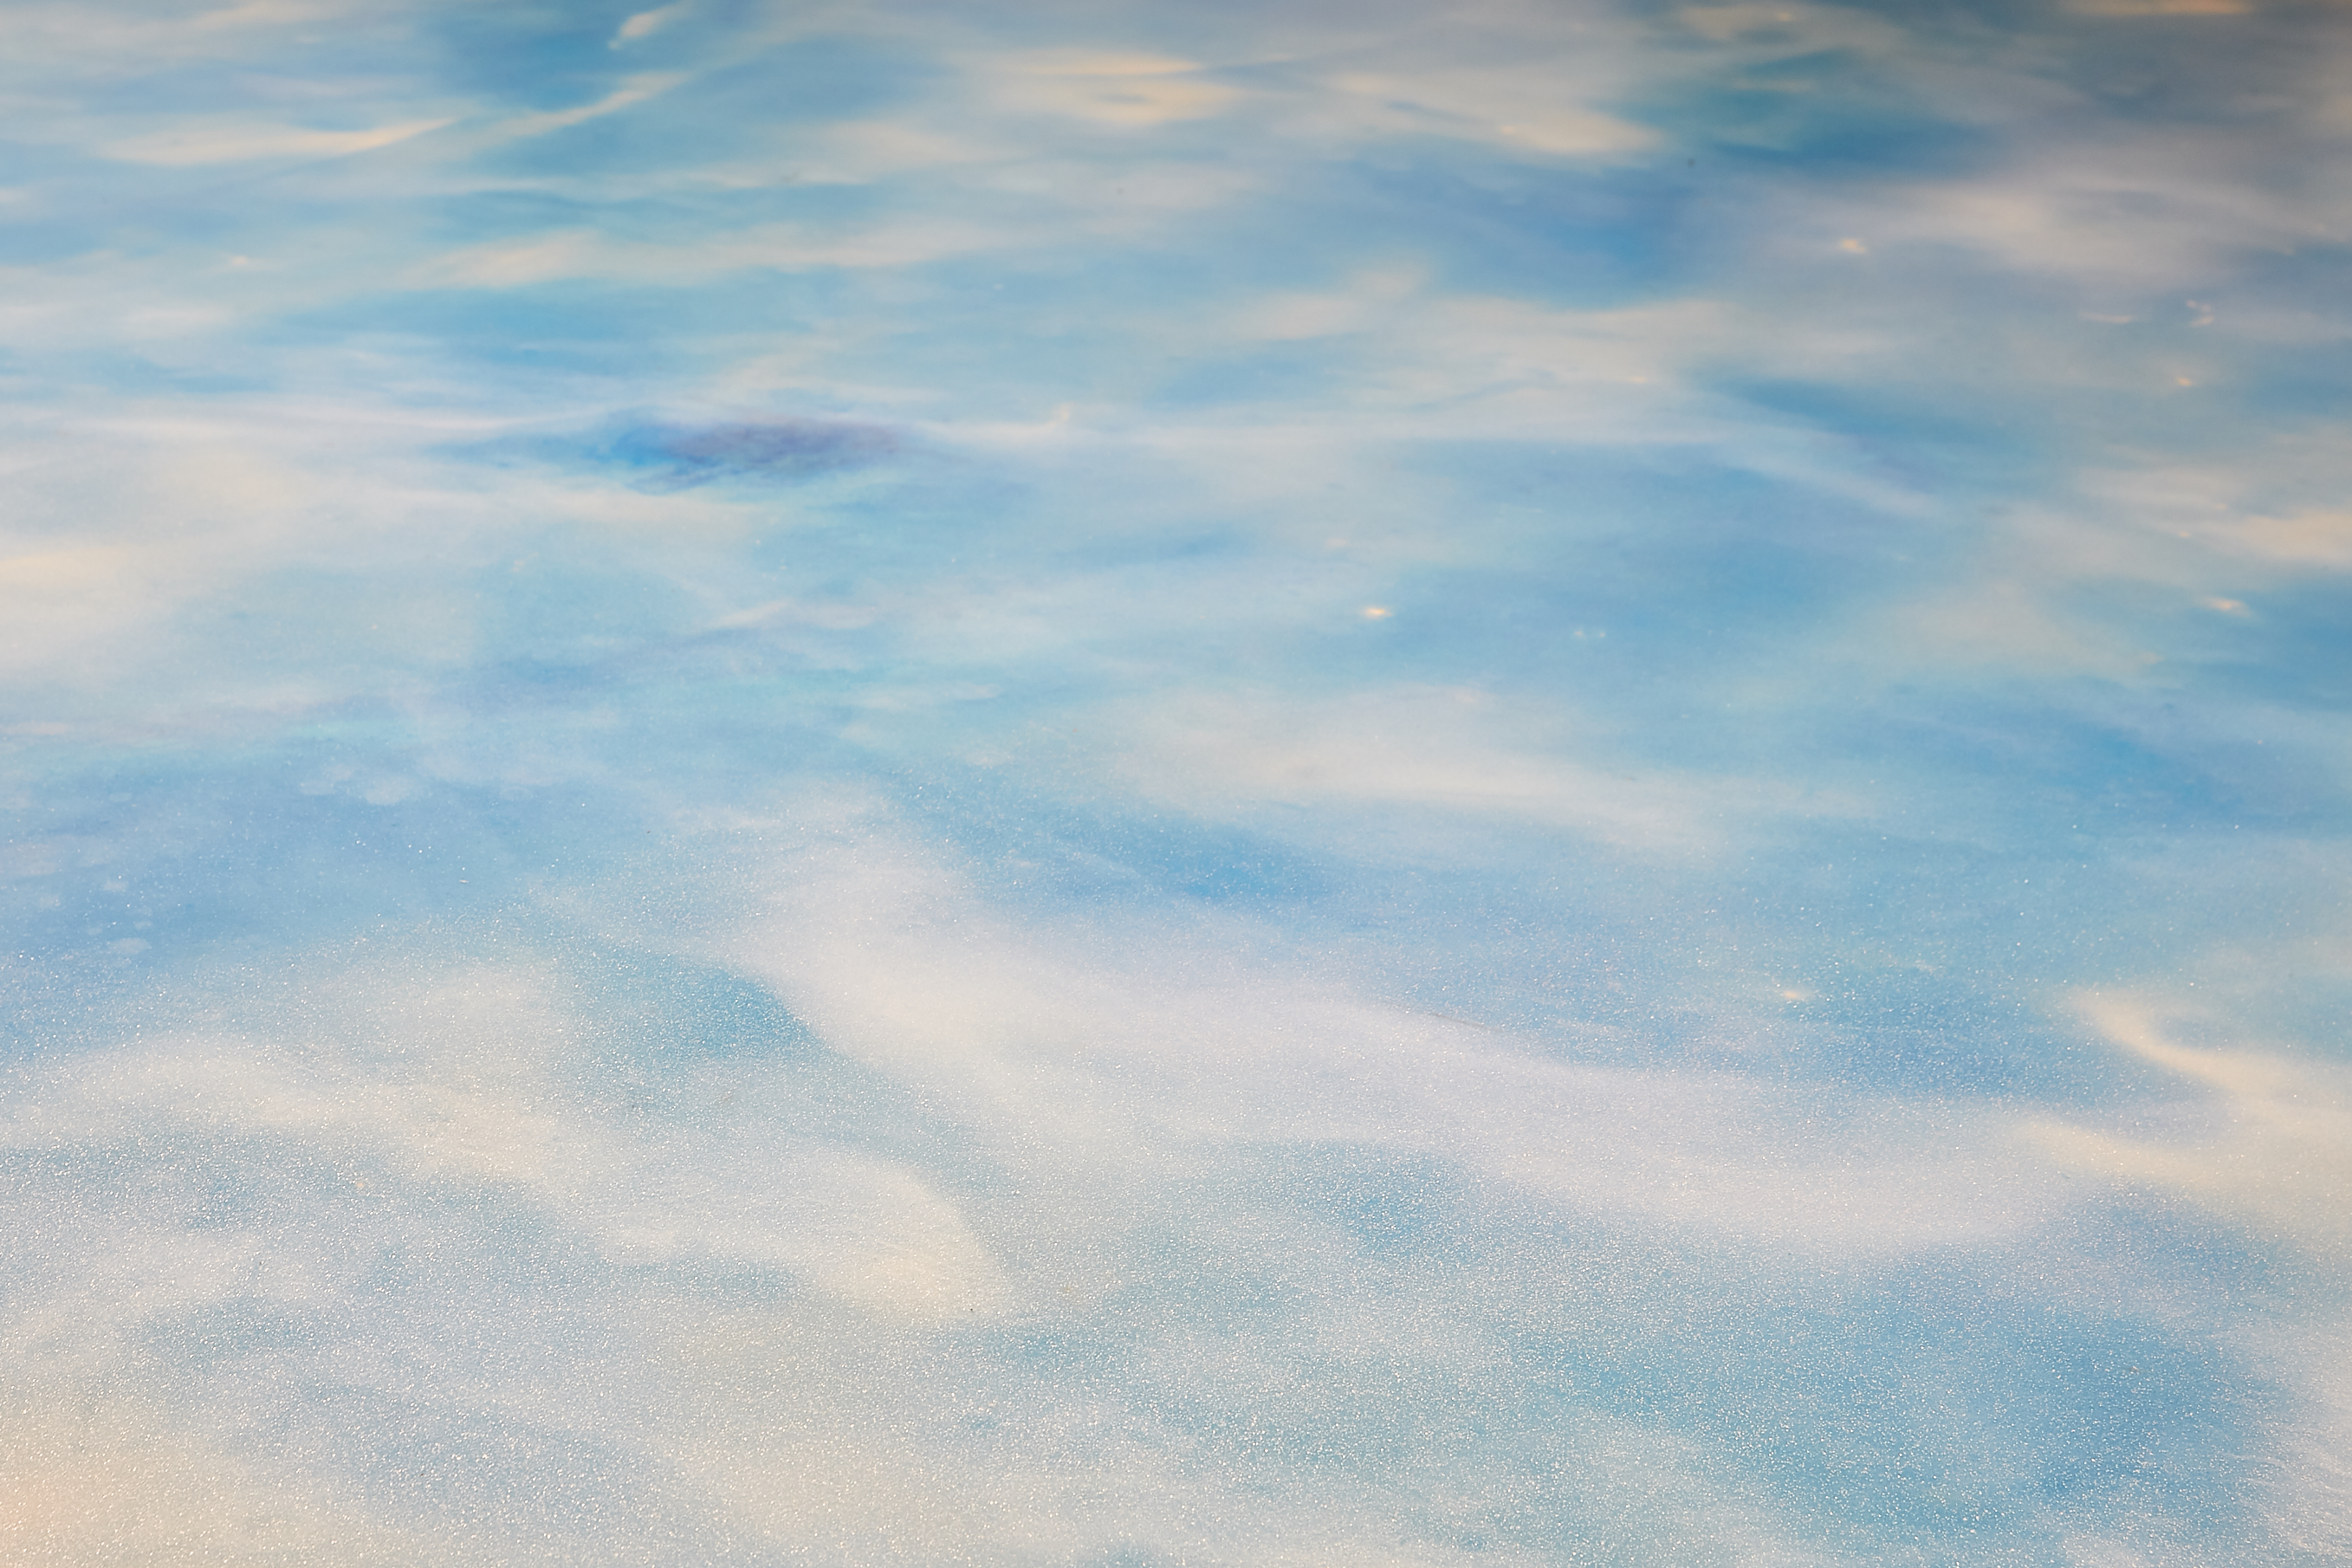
[5,2,2351,1563]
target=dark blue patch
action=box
[461,415,904,491]
[600,418,901,489]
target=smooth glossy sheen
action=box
[3,3,2349,1565]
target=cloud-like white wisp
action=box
[982,50,1240,127]
[410,218,1003,288]
[0,411,790,737]
[713,805,2051,1261]
[1111,685,1862,853]
[1870,444,2352,677]
[100,117,450,165]
[485,74,687,140]
[1,961,1014,1326]
[2077,466,2352,573]
[0,430,347,697]
[2025,993,2352,1558]
[1319,68,1654,158]
[2027,993,2352,1266]
[0,921,1876,1565]
[1846,146,2340,294]
[0,1390,440,1566]
[612,2,687,47]
[1235,288,1726,432]
[5,0,2350,1558]
[2067,0,2249,16]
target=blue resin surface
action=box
[3,3,2349,1564]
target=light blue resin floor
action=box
[3,2,2349,1563]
